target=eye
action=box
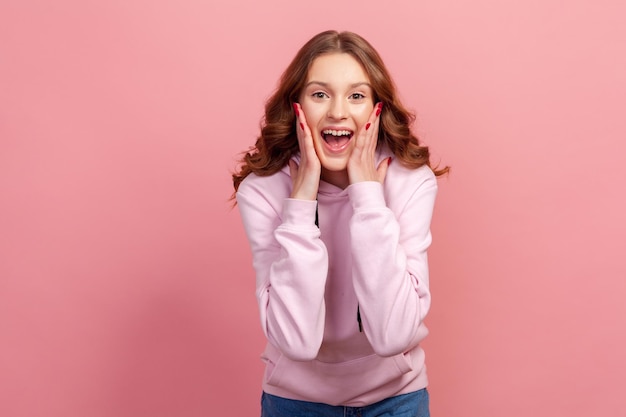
[312,92,328,99]
[350,93,366,100]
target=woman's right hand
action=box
[289,103,321,200]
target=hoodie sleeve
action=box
[236,175,329,361]
[348,166,437,357]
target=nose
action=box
[327,99,347,120]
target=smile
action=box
[321,129,354,152]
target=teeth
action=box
[322,129,352,136]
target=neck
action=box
[321,168,349,189]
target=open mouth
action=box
[321,129,354,152]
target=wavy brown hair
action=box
[232,30,448,195]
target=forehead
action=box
[306,53,370,85]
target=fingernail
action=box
[300,123,305,130]
[376,102,383,116]
[293,103,299,117]
[388,157,393,166]
[365,122,371,130]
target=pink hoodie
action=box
[236,150,437,406]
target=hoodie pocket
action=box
[264,348,416,404]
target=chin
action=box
[320,157,349,172]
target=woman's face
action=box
[299,53,375,175]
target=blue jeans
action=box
[261,389,430,417]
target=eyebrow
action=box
[305,81,373,89]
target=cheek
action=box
[355,108,373,125]
[301,105,325,127]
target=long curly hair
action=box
[232,30,448,194]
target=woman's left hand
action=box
[347,102,390,185]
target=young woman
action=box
[233,30,447,417]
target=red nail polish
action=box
[365,122,371,130]
[300,123,305,130]
[293,103,299,117]
[376,108,381,116]
[388,157,393,166]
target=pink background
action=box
[1,1,625,416]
